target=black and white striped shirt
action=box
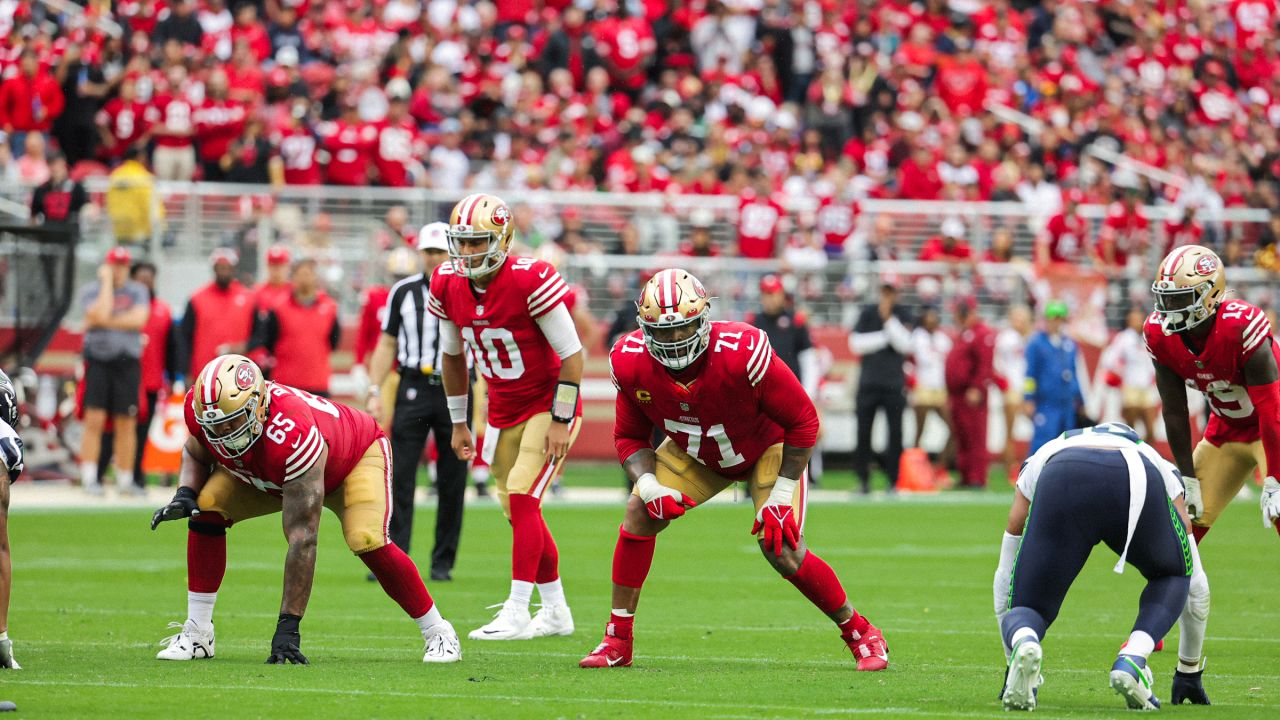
[382,274,443,374]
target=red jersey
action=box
[1098,202,1150,266]
[736,194,786,259]
[373,118,423,188]
[253,281,293,314]
[1145,300,1279,445]
[193,99,247,164]
[274,126,322,185]
[1041,212,1088,263]
[427,257,571,428]
[355,285,390,365]
[148,94,195,148]
[321,120,376,186]
[610,321,820,478]
[918,236,974,262]
[184,382,382,496]
[96,98,149,160]
[816,196,857,250]
[1231,0,1275,47]
[591,16,655,90]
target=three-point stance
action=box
[1145,245,1280,702]
[994,424,1203,711]
[0,371,23,670]
[430,193,584,640]
[151,355,460,664]
[580,269,888,670]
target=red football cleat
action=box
[847,624,889,671]
[579,629,633,668]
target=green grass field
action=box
[3,480,1278,718]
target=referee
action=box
[366,223,468,582]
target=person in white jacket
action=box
[1099,307,1159,442]
[909,306,952,449]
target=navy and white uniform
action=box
[1002,425,1193,648]
[0,421,22,483]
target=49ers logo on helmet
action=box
[491,205,510,226]
[234,363,255,390]
[691,277,707,298]
[1194,254,1218,276]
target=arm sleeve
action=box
[613,378,655,463]
[756,345,821,449]
[439,319,462,356]
[179,301,196,376]
[884,316,913,354]
[534,302,584,360]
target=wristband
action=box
[766,476,798,506]
[367,384,380,398]
[551,381,579,424]
[447,394,468,424]
[277,613,302,632]
[634,472,661,501]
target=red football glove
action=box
[635,473,696,521]
[752,504,800,556]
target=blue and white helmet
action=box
[0,370,17,429]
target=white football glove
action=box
[1260,476,1280,529]
[635,473,695,521]
[1183,475,1203,522]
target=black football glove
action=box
[0,436,23,483]
[1171,668,1210,705]
[150,487,200,530]
[266,614,307,665]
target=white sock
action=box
[611,609,633,618]
[0,631,7,641]
[508,580,534,607]
[1123,631,1155,659]
[116,470,134,489]
[1011,627,1039,648]
[414,605,444,634]
[537,578,566,607]
[80,462,98,486]
[187,591,217,629]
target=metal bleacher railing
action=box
[46,181,1274,329]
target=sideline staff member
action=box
[367,223,468,582]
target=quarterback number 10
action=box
[663,420,746,469]
[461,327,525,380]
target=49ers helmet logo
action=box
[1194,254,1219,276]
[491,205,510,226]
[234,363,256,390]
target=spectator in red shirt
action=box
[273,100,322,186]
[193,69,247,182]
[257,258,340,396]
[898,145,943,200]
[0,50,66,152]
[736,172,787,259]
[225,39,267,105]
[147,65,197,181]
[918,217,975,265]
[230,2,271,62]
[96,75,150,164]
[1096,187,1150,269]
[935,40,988,117]
[591,4,656,98]
[1037,188,1089,266]
[1162,204,1205,253]
[321,100,376,186]
[373,79,425,188]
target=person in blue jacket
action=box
[1023,301,1084,453]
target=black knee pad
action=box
[189,519,228,536]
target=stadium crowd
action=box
[6,0,1280,267]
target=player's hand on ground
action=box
[0,637,20,669]
[1171,669,1210,705]
[451,425,475,461]
[752,504,799,557]
[1182,476,1204,522]
[635,473,695,521]
[545,420,570,461]
[266,614,307,665]
[150,487,200,530]
[1260,476,1280,528]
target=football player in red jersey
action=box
[579,269,889,671]
[1146,245,1280,704]
[429,193,584,641]
[150,355,461,664]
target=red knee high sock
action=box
[1192,525,1210,543]
[785,551,869,639]
[611,526,656,589]
[535,513,560,584]
[187,518,230,594]
[508,494,545,583]
[361,544,434,618]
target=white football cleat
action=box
[423,620,462,663]
[526,603,574,638]
[1002,639,1043,711]
[156,620,215,660]
[0,637,20,669]
[467,601,533,641]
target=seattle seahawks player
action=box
[992,423,1205,711]
[0,370,23,669]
